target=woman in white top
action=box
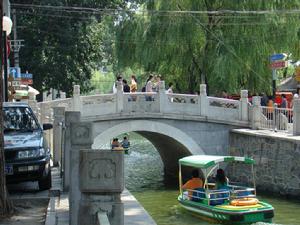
[145,75,154,101]
[166,82,174,94]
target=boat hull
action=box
[178,196,274,224]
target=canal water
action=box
[121,133,300,225]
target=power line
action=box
[11,3,300,15]
[16,10,300,27]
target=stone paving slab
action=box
[122,189,157,225]
[232,128,300,141]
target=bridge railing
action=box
[32,82,251,125]
[123,92,160,113]
[256,106,292,132]
[250,96,300,135]
[207,96,240,121]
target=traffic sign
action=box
[20,73,33,79]
[270,53,287,61]
[12,81,21,86]
[9,67,21,79]
[270,60,287,69]
[21,78,33,85]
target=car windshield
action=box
[3,107,39,132]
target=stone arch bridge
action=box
[29,82,252,182]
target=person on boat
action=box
[215,168,229,189]
[182,170,203,199]
[111,138,120,149]
[121,136,130,148]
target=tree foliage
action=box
[115,0,300,95]
[11,0,126,96]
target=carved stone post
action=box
[73,85,81,111]
[159,80,166,113]
[78,150,124,225]
[69,121,94,225]
[53,107,65,166]
[293,99,300,135]
[200,84,208,116]
[251,96,261,129]
[116,81,123,113]
[63,111,81,191]
[240,90,249,121]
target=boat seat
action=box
[191,188,205,202]
[209,189,230,206]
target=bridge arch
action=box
[92,120,204,179]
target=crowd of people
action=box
[112,74,174,96]
[112,74,300,109]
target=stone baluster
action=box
[240,90,249,121]
[200,84,208,116]
[63,111,81,191]
[73,85,81,111]
[251,96,261,129]
[39,102,47,125]
[293,98,300,135]
[159,80,166,113]
[116,81,123,113]
[60,92,66,99]
[53,107,65,167]
[28,99,39,117]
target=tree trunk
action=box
[0,3,13,217]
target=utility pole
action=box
[12,9,18,67]
[0,0,13,216]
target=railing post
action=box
[63,111,81,191]
[293,98,300,135]
[251,96,261,129]
[60,91,66,99]
[240,90,249,121]
[116,81,123,113]
[73,85,81,111]
[28,99,39,117]
[159,80,166,113]
[273,103,278,131]
[200,84,208,116]
[53,107,65,167]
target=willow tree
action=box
[115,0,300,94]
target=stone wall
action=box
[229,129,300,198]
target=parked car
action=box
[3,102,53,190]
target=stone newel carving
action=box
[79,150,124,193]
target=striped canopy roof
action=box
[179,155,255,169]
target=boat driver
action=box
[182,170,203,199]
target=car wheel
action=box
[38,170,52,191]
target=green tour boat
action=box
[178,155,274,224]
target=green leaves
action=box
[115,0,300,95]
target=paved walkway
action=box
[46,167,157,225]
[9,167,156,225]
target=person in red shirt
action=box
[182,170,203,199]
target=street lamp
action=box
[2,16,13,102]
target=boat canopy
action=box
[179,155,255,169]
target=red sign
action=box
[21,78,33,85]
[270,60,287,69]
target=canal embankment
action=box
[230,129,300,199]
